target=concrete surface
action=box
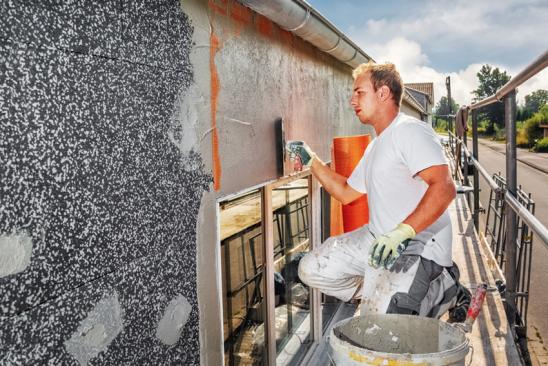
[479,138,548,174]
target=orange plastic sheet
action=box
[332,135,371,233]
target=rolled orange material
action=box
[333,135,371,233]
[329,148,344,237]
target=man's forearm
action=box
[310,158,362,205]
[403,181,456,234]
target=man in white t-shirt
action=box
[287,62,469,318]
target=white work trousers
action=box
[298,225,456,317]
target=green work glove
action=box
[286,140,318,168]
[369,223,416,270]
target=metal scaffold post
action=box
[504,89,518,328]
[471,110,480,230]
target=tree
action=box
[471,65,511,134]
[516,105,532,122]
[524,89,548,115]
[432,96,459,130]
[433,96,459,116]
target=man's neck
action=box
[374,108,400,136]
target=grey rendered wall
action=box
[192,1,374,364]
[0,1,210,364]
[401,101,422,121]
[203,1,372,195]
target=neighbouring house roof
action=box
[402,89,427,115]
[406,88,429,111]
[404,83,434,104]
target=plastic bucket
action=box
[329,314,469,365]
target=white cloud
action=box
[353,35,547,107]
[514,68,548,105]
[341,0,548,106]
[354,0,547,61]
[358,36,476,106]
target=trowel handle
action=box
[461,283,488,333]
[467,283,487,321]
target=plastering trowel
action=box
[275,117,285,177]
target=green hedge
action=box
[522,105,548,147]
[533,137,548,152]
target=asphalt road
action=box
[467,141,548,343]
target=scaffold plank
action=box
[450,194,522,365]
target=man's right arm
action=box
[286,140,363,204]
[310,158,363,205]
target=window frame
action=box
[218,169,322,365]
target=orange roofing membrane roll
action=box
[329,147,344,237]
[333,135,371,233]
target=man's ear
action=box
[379,85,391,102]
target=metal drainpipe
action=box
[504,90,518,328]
[237,0,374,68]
[463,129,470,206]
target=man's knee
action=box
[297,252,317,286]
[386,256,450,317]
[386,292,421,315]
[298,236,338,285]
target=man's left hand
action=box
[369,223,416,270]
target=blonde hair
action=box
[352,62,403,107]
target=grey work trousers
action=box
[298,225,458,318]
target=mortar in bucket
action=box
[329,314,469,365]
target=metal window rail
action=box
[484,174,507,262]
[506,192,548,245]
[450,133,501,193]
[446,49,548,338]
[468,50,548,111]
[482,173,535,337]
[449,116,548,246]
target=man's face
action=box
[350,73,381,124]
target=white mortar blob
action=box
[65,292,123,365]
[169,83,204,171]
[0,231,33,277]
[156,295,192,346]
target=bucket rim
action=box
[329,315,470,360]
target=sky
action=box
[307,0,548,107]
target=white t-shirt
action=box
[347,113,453,267]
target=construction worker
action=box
[287,62,469,318]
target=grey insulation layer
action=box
[0,0,210,364]
[238,0,373,68]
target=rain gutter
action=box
[238,0,374,68]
